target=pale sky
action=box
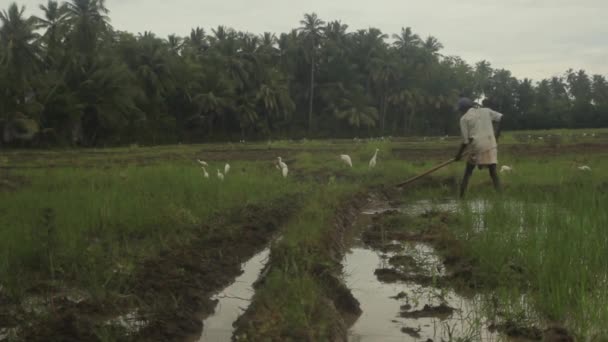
[10,0,608,81]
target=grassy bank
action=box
[1,128,607,340]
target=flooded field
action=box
[345,200,539,342]
[1,136,606,341]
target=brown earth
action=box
[232,194,369,342]
[18,197,299,342]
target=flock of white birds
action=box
[196,147,592,181]
[196,148,382,181]
[197,159,231,181]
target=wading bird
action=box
[224,163,231,175]
[369,149,379,169]
[282,165,289,178]
[217,169,225,181]
[500,165,513,173]
[202,167,209,178]
[578,165,592,171]
[277,157,287,170]
[340,155,353,168]
[197,160,208,167]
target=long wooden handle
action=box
[395,158,457,188]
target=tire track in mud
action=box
[232,193,371,342]
[19,198,299,342]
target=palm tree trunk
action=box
[408,108,416,135]
[381,95,388,134]
[403,109,408,136]
[308,51,315,134]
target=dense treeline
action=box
[1,1,607,146]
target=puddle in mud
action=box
[198,248,270,342]
[347,199,510,341]
[345,246,499,342]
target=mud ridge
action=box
[233,192,372,341]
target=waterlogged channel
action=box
[198,248,270,342]
[345,246,499,341]
[346,199,510,342]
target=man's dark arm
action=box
[493,122,501,142]
[455,142,468,161]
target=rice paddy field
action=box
[1,128,607,342]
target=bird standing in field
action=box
[217,169,224,181]
[224,163,230,175]
[197,159,208,167]
[369,149,379,169]
[500,165,513,173]
[276,157,288,178]
[202,167,209,179]
[340,154,353,168]
[277,157,287,170]
[578,165,592,171]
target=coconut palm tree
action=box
[333,86,379,130]
[422,36,443,56]
[34,0,67,65]
[0,3,41,107]
[166,34,183,55]
[392,27,421,53]
[64,0,110,56]
[298,13,325,133]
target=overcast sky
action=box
[12,0,608,81]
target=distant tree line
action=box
[1,1,607,146]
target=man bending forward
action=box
[455,98,503,198]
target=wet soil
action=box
[348,199,574,342]
[232,194,369,342]
[18,198,299,342]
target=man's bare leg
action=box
[460,162,476,198]
[489,164,501,192]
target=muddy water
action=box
[198,248,270,342]
[345,246,499,341]
[346,200,503,342]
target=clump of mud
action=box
[400,303,455,319]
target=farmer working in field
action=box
[454,97,503,198]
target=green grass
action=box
[0,161,303,298]
[448,159,608,339]
[1,127,607,340]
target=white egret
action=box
[202,167,209,179]
[369,149,379,169]
[217,169,225,181]
[277,157,287,170]
[500,165,513,173]
[578,165,592,171]
[282,165,289,178]
[224,163,231,174]
[340,155,353,168]
[197,160,208,167]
